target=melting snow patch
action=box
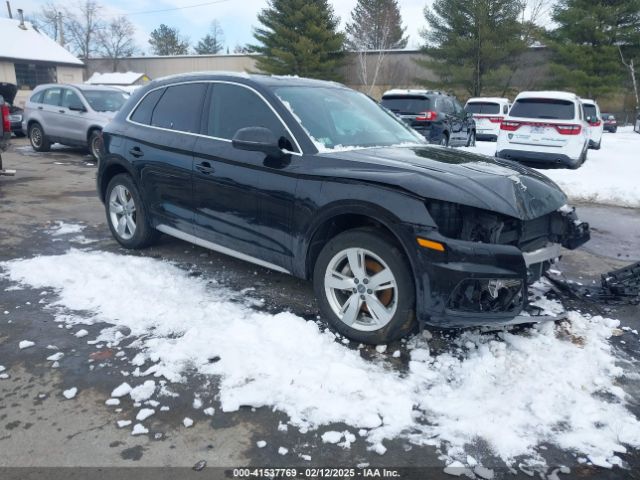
[131,423,148,435]
[105,398,120,406]
[48,222,85,236]
[256,440,267,448]
[278,447,288,456]
[74,329,89,338]
[203,407,215,416]
[111,383,132,398]
[18,340,35,349]
[46,352,64,361]
[63,387,77,399]
[3,251,640,469]
[183,417,194,428]
[136,408,155,421]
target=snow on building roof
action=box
[0,18,83,66]
[86,72,147,86]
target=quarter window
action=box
[42,88,62,106]
[30,90,44,104]
[150,83,207,133]
[208,83,295,150]
[130,88,165,125]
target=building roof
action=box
[86,71,147,86]
[0,18,83,66]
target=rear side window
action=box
[42,88,62,106]
[207,83,293,149]
[130,88,164,125]
[466,102,500,114]
[438,97,455,114]
[30,90,44,103]
[381,96,431,114]
[583,104,597,119]
[510,98,575,120]
[151,83,207,133]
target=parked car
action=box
[380,89,476,147]
[464,97,510,141]
[98,73,590,344]
[22,84,128,159]
[0,82,25,137]
[1,92,15,176]
[601,113,617,133]
[496,91,590,169]
[581,99,603,149]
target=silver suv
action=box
[22,84,128,159]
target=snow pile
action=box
[2,250,640,468]
[461,126,640,207]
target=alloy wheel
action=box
[30,126,42,148]
[91,135,102,160]
[324,247,398,331]
[109,185,137,240]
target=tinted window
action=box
[130,88,164,125]
[452,98,464,114]
[82,90,127,112]
[208,83,293,149]
[583,104,598,119]
[380,96,431,114]
[30,90,44,104]
[438,97,454,114]
[61,89,83,109]
[466,102,500,114]
[151,83,207,133]
[42,88,62,106]
[510,98,575,120]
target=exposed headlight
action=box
[9,114,22,122]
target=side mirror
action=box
[232,126,285,158]
[69,104,86,112]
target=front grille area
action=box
[447,278,524,313]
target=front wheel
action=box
[313,228,416,344]
[105,174,158,249]
[439,133,449,147]
[89,130,103,160]
[29,123,50,152]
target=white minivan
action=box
[580,99,603,150]
[464,97,510,141]
[496,91,589,169]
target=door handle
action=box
[195,161,215,175]
[128,147,144,158]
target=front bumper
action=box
[407,209,590,328]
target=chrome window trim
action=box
[156,224,291,274]
[125,79,304,156]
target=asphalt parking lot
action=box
[1,137,639,480]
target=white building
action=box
[0,16,84,107]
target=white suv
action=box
[496,91,589,169]
[581,99,603,150]
[465,97,510,141]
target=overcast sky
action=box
[6,0,431,55]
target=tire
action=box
[466,129,476,147]
[439,133,449,147]
[313,228,417,344]
[612,127,617,133]
[105,173,159,249]
[593,140,601,150]
[89,130,103,161]
[29,122,50,152]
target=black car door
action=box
[453,98,471,144]
[127,83,207,233]
[192,82,300,272]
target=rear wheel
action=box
[89,130,103,160]
[313,228,416,344]
[105,174,158,249]
[466,129,476,147]
[440,133,449,147]
[29,122,50,152]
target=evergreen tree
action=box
[418,0,526,96]
[250,0,345,80]
[346,0,408,50]
[148,24,189,56]
[194,20,224,55]
[548,0,640,99]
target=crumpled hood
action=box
[317,145,567,220]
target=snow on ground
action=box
[47,222,85,237]
[460,127,640,207]
[2,250,640,469]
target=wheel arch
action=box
[98,159,136,202]
[86,126,102,143]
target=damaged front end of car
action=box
[413,200,590,328]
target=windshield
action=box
[275,87,424,151]
[81,90,128,112]
[510,98,575,120]
[380,96,431,114]
[466,102,500,114]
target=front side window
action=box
[466,102,501,114]
[274,86,423,151]
[207,83,294,151]
[510,98,576,120]
[42,88,62,106]
[151,83,207,133]
[61,89,83,109]
[82,90,128,112]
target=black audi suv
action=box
[98,73,589,344]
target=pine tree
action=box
[250,0,345,80]
[346,0,408,50]
[194,20,224,55]
[148,24,189,56]
[418,0,526,96]
[548,0,640,99]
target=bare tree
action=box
[99,16,137,71]
[619,46,639,114]
[32,2,63,42]
[64,0,105,60]
[353,20,393,95]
